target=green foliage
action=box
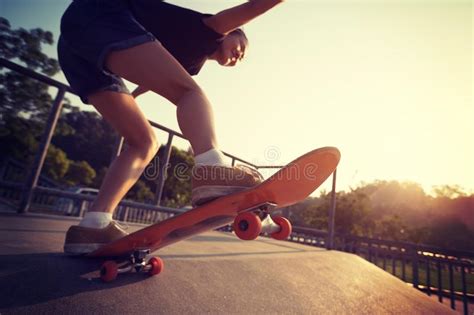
[53,110,118,172]
[44,145,70,180]
[0,17,95,188]
[64,160,97,186]
[432,184,468,199]
[405,225,431,244]
[92,167,108,188]
[293,198,327,229]
[0,17,60,121]
[291,180,473,251]
[374,214,408,241]
[297,190,373,236]
[0,17,58,74]
[0,114,39,162]
[126,180,154,203]
[161,146,194,207]
[355,180,430,220]
[133,146,194,207]
[427,219,474,252]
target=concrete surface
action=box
[0,213,456,314]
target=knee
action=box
[129,132,159,161]
[143,134,160,160]
[170,80,205,105]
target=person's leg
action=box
[70,91,158,233]
[82,40,227,222]
[64,91,159,253]
[105,40,219,156]
[87,91,159,216]
[102,41,261,207]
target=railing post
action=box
[78,199,88,218]
[449,263,455,310]
[19,88,66,213]
[110,135,124,162]
[327,168,337,250]
[154,133,174,206]
[461,264,468,315]
[123,206,130,222]
[436,261,443,302]
[411,245,420,289]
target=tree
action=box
[126,180,155,203]
[288,179,473,250]
[53,110,118,172]
[0,17,61,121]
[356,180,430,221]
[427,219,474,251]
[432,185,468,199]
[44,145,70,181]
[64,160,96,186]
[374,214,408,241]
[0,115,39,162]
[134,146,194,207]
[298,190,373,236]
[0,17,94,187]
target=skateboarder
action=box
[58,0,283,254]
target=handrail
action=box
[2,57,293,213]
[0,58,73,92]
[296,226,474,260]
[0,57,282,170]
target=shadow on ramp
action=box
[0,253,150,309]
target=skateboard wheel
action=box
[148,257,164,276]
[233,212,262,240]
[100,260,118,282]
[271,217,292,240]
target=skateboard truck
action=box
[233,202,293,241]
[100,249,164,282]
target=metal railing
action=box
[281,226,473,314]
[0,57,291,206]
[0,57,340,241]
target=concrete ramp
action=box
[0,214,454,314]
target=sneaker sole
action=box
[191,185,250,206]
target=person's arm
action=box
[203,0,284,35]
[132,86,149,98]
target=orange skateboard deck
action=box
[90,147,340,281]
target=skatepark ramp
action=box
[0,213,456,314]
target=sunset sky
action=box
[1,0,472,195]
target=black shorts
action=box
[57,0,156,104]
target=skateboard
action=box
[89,147,341,282]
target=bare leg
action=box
[87,40,221,214]
[106,40,218,155]
[88,91,159,213]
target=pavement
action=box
[0,213,456,314]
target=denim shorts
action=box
[57,0,156,104]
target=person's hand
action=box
[205,0,284,35]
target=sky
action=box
[1,0,472,195]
